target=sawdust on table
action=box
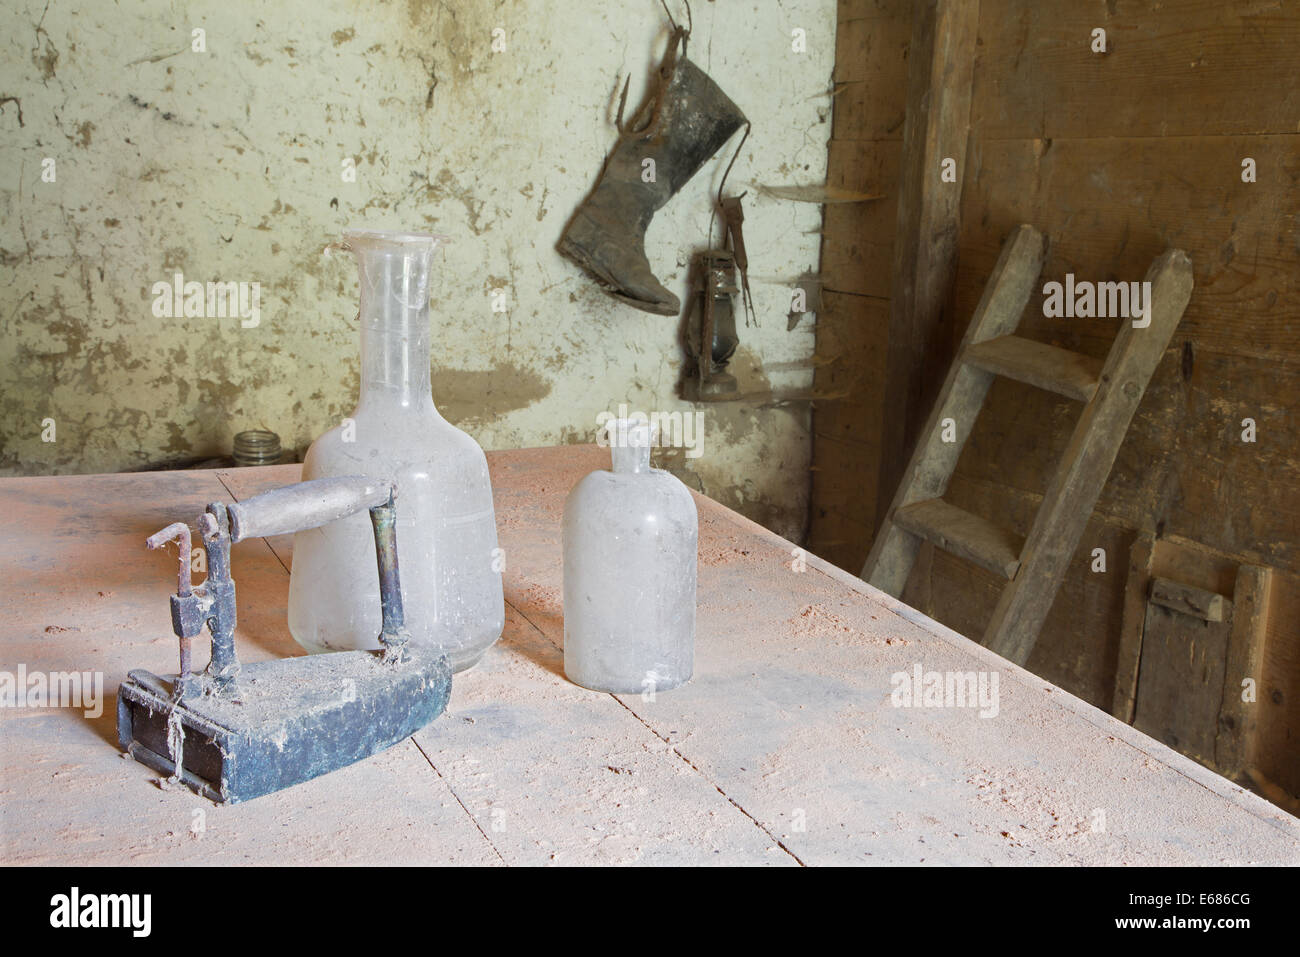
[513,583,562,617]
[966,766,1092,849]
[787,603,910,647]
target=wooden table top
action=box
[2,446,1297,865]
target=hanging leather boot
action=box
[559,27,748,316]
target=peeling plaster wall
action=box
[0,0,835,540]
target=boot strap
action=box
[617,26,688,139]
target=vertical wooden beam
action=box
[1110,533,1156,723]
[874,0,980,536]
[1216,565,1273,780]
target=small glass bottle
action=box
[287,229,505,672]
[563,418,697,693]
[232,429,283,466]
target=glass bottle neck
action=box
[611,443,652,474]
[354,241,436,412]
[607,419,656,473]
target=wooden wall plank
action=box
[1217,564,1273,779]
[955,136,1300,362]
[808,291,891,570]
[875,0,981,529]
[834,15,912,87]
[953,348,1300,573]
[1257,570,1300,798]
[819,140,902,298]
[809,0,914,569]
[1134,603,1233,766]
[838,0,915,23]
[970,0,1300,140]
[1111,534,1156,722]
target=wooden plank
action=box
[809,0,915,573]
[1114,539,1296,787]
[894,498,1023,579]
[874,0,981,528]
[985,249,1194,665]
[833,15,912,127]
[1164,353,1300,571]
[838,0,915,25]
[411,605,790,866]
[1216,565,1273,779]
[1246,769,1300,819]
[963,334,1103,401]
[900,539,936,617]
[820,141,904,299]
[832,82,909,142]
[807,292,891,570]
[862,224,1046,595]
[1150,576,1228,622]
[955,136,1300,364]
[834,15,911,85]
[969,0,1300,140]
[1257,569,1300,799]
[1128,546,1245,772]
[1111,534,1156,723]
[1133,600,1233,768]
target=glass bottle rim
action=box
[340,228,451,249]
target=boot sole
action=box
[559,213,680,316]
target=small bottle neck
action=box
[610,442,652,474]
[353,240,437,412]
[607,419,655,473]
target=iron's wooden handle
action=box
[226,475,392,543]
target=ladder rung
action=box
[963,335,1103,401]
[893,499,1024,580]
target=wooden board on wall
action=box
[819,140,903,300]
[809,0,914,571]
[1134,602,1233,766]
[1258,570,1300,799]
[1114,543,1277,786]
[834,15,912,120]
[808,291,891,570]
[954,136,1300,363]
[875,0,980,531]
[969,0,1300,141]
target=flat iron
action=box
[118,476,452,804]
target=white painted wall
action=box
[0,0,835,538]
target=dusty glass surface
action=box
[563,419,697,693]
[288,230,504,672]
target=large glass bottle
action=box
[288,229,504,672]
[562,419,697,693]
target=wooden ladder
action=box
[861,224,1194,665]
